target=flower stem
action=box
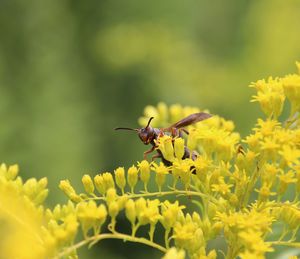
[55,232,167,259]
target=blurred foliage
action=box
[0,0,300,258]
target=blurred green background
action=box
[0,0,300,258]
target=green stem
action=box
[87,190,219,205]
[54,232,167,259]
[132,222,141,237]
[266,241,300,248]
[164,229,170,249]
[149,224,155,242]
[241,164,260,208]
[144,183,148,192]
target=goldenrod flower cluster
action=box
[2,62,300,258]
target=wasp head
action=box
[138,125,155,145]
[115,117,156,145]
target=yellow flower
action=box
[137,160,151,190]
[260,137,280,161]
[125,199,136,225]
[215,132,240,161]
[0,181,47,259]
[162,247,186,259]
[114,167,126,193]
[174,137,185,159]
[127,165,138,193]
[102,172,115,190]
[172,159,193,189]
[282,73,300,114]
[261,163,279,186]
[59,180,81,203]
[82,174,94,194]
[94,174,106,195]
[279,145,300,167]
[152,162,170,191]
[279,204,300,229]
[160,201,185,230]
[216,206,274,237]
[156,135,176,162]
[211,177,233,197]
[278,171,297,195]
[76,201,107,236]
[254,119,281,137]
[255,183,276,202]
[193,155,212,181]
[137,199,161,226]
[238,229,273,257]
[173,220,204,254]
[243,134,262,153]
[250,77,285,118]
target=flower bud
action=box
[69,193,82,203]
[7,164,19,180]
[193,156,211,182]
[37,177,48,191]
[159,136,175,162]
[192,212,201,225]
[125,199,136,225]
[127,165,138,193]
[0,163,7,176]
[106,188,117,205]
[52,205,61,220]
[174,138,185,159]
[117,194,128,210]
[152,162,169,192]
[170,104,183,123]
[211,222,223,237]
[144,105,158,119]
[135,198,146,216]
[34,189,49,205]
[114,167,126,193]
[138,160,151,190]
[23,178,37,198]
[102,172,115,190]
[108,201,119,218]
[82,174,94,194]
[97,204,107,223]
[65,214,79,237]
[94,175,106,195]
[160,201,185,230]
[59,180,76,198]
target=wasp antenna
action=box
[114,127,138,131]
[146,117,154,128]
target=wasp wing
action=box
[165,112,212,130]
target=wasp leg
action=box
[170,127,178,137]
[143,146,156,160]
[151,153,162,161]
[180,128,189,135]
[169,127,189,138]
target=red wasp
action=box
[115,112,212,166]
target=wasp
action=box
[115,112,212,166]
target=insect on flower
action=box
[115,112,212,166]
